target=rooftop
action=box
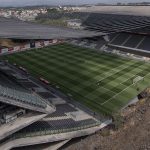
[0,17,103,39]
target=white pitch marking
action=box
[101,72,150,105]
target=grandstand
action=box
[80,13,150,58]
[0,64,54,114]
[108,32,150,57]
[12,118,97,136]
[0,85,46,109]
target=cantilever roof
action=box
[0,17,104,39]
[83,13,150,34]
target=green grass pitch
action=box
[1,43,150,115]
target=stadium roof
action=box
[0,17,104,39]
[79,6,150,17]
[83,13,150,34]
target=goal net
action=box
[133,76,144,84]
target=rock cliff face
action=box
[0,39,16,48]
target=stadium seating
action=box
[47,104,78,117]
[109,32,150,53]
[123,34,144,48]
[138,36,150,51]
[0,72,26,91]
[110,33,130,45]
[12,118,97,136]
[0,86,47,108]
[37,92,56,99]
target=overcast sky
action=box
[0,0,147,6]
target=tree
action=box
[112,112,124,130]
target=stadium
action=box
[0,9,150,150]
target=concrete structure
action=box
[0,113,47,141]
[0,120,112,150]
[79,6,150,16]
[14,140,70,150]
[0,60,111,150]
[0,17,104,39]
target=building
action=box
[67,19,82,29]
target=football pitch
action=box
[1,43,150,115]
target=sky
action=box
[0,0,147,7]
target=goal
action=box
[133,76,144,84]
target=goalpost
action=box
[132,76,144,92]
[133,76,144,84]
